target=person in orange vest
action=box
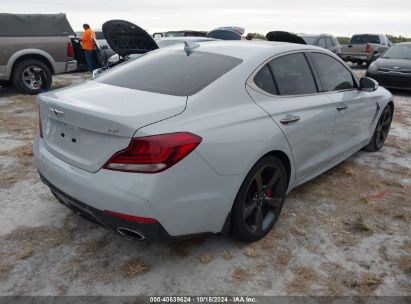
[80,24,97,72]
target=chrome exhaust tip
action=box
[116,227,146,241]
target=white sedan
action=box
[34,41,393,242]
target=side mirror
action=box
[360,77,378,92]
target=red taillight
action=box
[103,132,202,173]
[39,111,43,138]
[67,42,74,58]
[365,43,373,54]
[104,210,158,224]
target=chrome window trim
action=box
[247,49,360,98]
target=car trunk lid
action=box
[38,81,187,173]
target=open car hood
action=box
[102,20,158,57]
[266,31,307,44]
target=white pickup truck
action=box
[341,34,392,67]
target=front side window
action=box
[310,52,355,91]
[268,53,318,95]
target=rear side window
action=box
[254,64,278,95]
[268,53,318,95]
[350,35,380,44]
[96,50,242,96]
[310,52,355,91]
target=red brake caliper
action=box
[266,188,272,198]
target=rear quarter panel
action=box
[136,69,295,186]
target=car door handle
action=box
[280,114,300,124]
[336,104,348,111]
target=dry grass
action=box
[198,254,212,264]
[243,246,258,258]
[345,273,384,294]
[0,264,12,281]
[275,249,292,268]
[0,142,34,187]
[221,250,233,260]
[5,226,70,248]
[76,236,109,256]
[396,256,411,275]
[286,266,319,293]
[169,242,191,257]
[122,257,150,278]
[231,267,251,281]
[345,216,373,235]
[16,243,33,260]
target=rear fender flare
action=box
[6,49,56,78]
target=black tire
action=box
[231,156,287,242]
[363,105,393,152]
[357,61,364,66]
[12,59,52,95]
[0,80,12,87]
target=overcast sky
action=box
[2,0,411,36]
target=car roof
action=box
[156,37,217,42]
[173,40,321,61]
[298,33,333,38]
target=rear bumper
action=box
[66,60,77,73]
[40,173,171,241]
[34,135,241,239]
[342,53,372,62]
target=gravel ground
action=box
[0,67,410,296]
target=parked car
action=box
[35,41,393,243]
[153,30,207,38]
[298,34,342,57]
[366,42,411,90]
[73,30,115,71]
[0,13,77,94]
[341,34,392,66]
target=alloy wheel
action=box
[243,165,285,234]
[21,66,43,90]
[376,107,392,149]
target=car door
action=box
[308,51,376,160]
[246,52,336,179]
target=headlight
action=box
[368,62,378,73]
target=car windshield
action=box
[96,49,243,96]
[301,37,317,45]
[382,44,411,59]
[350,34,380,44]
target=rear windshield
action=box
[96,50,243,96]
[350,35,380,44]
